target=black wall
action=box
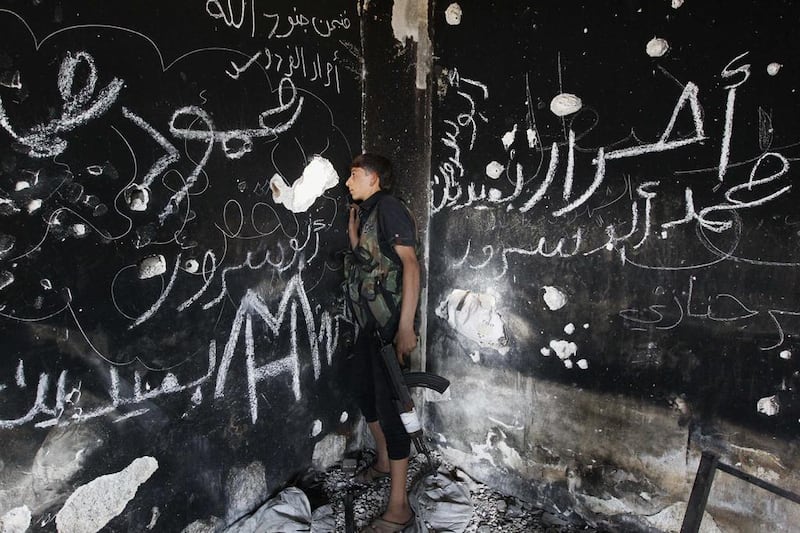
[428,0,800,440]
[0,1,361,529]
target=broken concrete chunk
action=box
[55,457,158,533]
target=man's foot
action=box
[381,507,413,526]
[358,510,415,532]
[353,465,390,484]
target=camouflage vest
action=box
[344,203,403,336]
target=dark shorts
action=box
[350,326,410,461]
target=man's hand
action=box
[394,325,417,366]
[348,205,359,249]
[393,244,420,367]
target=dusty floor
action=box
[301,450,600,533]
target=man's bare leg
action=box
[367,421,390,473]
[383,457,412,524]
[367,422,412,523]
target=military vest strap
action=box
[344,201,403,337]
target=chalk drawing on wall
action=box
[0,4,357,443]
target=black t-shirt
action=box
[357,191,416,264]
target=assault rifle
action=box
[379,342,450,474]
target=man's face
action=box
[346,166,377,201]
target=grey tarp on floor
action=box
[224,471,474,532]
[225,487,312,533]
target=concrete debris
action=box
[207,451,597,532]
[224,462,268,525]
[0,506,32,533]
[307,450,595,532]
[55,456,158,533]
[180,517,223,533]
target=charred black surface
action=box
[0,1,361,529]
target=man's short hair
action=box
[351,153,393,191]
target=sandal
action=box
[354,465,390,484]
[359,511,415,532]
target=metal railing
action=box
[681,450,800,532]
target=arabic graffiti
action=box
[619,276,800,352]
[0,3,359,435]
[1,269,346,430]
[204,0,353,40]
[434,52,800,275]
[226,45,342,93]
[431,13,800,421]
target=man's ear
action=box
[368,171,380,188]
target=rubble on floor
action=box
[268,449,599,532]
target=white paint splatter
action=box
[540,347,551,357]
[487,188,503,201]
[445,3,462,25]
[436,289,509,354]
[160,374,180,393]
[583,323,589,329]
[501,125,517,150]
[127,186,150,212]
[14,181,30,191]
[549,93,582,117]
[0,197,20,216]
[470,428,524,470]
[548,339,577,360]
[767,62,782,76]
[130,254,181,328]
[70,224,87,237]
[526,128,537,148]
[485,161,504,180]
[757,395,780,416]
[577,358,589,370]
[392,0,422,42]
[55,457,158,533]
[0,271,15,291]
[563,323,575,335]
[270,156,339,213]
[339,411,348,423]
[183,259,200,273]
[190,387,203,405]
[311,419,322,437]
[779,350,792,360]
[645,502,723,533]
[26,199,42,213]
[671,0,684,8]
[563,359,574,369]
[0,506,32,532]
[87,165,104,176]
[542,286,568,310]
[137,255,167,280]
[145,507,160,530]
[646,37,670,58]
[40,279,52,290]
[0,234,15,259]
[15,359,25,388]
[0,70,22,90]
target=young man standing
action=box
[344,153,420,531]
